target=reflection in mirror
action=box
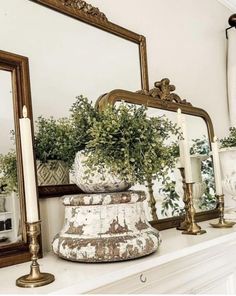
[147,110,216,220]
[0,70,22,247]
[116,103,217,221]
[0,0,141,192]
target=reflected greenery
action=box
[0,150,17,194]
[160,136,216,217]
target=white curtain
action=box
[227,28,236,127]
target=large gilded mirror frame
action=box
[0,50,35,267]
[28,0,149,198]
[97,80,219,230]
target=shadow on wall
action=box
[39,198,65,252]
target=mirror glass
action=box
[116,103,217,221]
[0,70,22,247]
[0,0,141,188]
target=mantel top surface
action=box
[1,219,236,294]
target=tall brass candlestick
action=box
[182,183,206,235]
[16,221,55,288]
[210,194,236,228]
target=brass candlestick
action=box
[210,194,236,228]
[182,182,206,235]
[16,221,55,288]
[177,167,190,231]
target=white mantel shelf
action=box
[2,219,236,294]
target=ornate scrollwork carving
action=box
[137,78,192,105]
[59,0,108,21]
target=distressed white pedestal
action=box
[52,191,160,262]
[1,220,236,294]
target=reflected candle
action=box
[19,106,39,223]
[211,136,223,196]
[177,108,193,183]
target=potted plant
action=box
[52,96,180,263]
[35,116,76,185]
[70,96,180,193]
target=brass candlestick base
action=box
[210,194,236,228]
[182,182,206,235]
[177,221,189,231]
[182,224,207,235]
[210,219,235,228]
[16,221,55,288]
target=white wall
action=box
[36,0,232,251]
[91,0,232,138]
[0,0,140,121]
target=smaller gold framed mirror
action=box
[97,79,219,230]
[0,50,39,267]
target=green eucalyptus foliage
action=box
[159,142,184,217]
[70,95,100,152]
[220,127,236,148]
[0,150,18,193]
[160,174,185,217]
[0,96,181,196]
[160,136,217,217]
[83,102,180,184]
[34,116,75,167]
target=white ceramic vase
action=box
[192,182,207,211]
[175,154,208,211]
[219,147,236,210]
[73,151,131,193]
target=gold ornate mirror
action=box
[0,50,35,267]
[97,79,219,230]
[0,0,149,198]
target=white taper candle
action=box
[19,105,39,223]
[177,108,185,168]
[211,136,223,196]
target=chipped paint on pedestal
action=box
[52,190,161,262]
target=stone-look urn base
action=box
[52,190,160,262]
[36,160,69,185]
